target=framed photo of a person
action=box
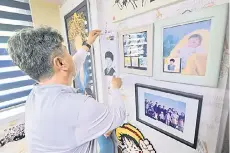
[153,4,228,87]
[135,83,203,149]
[119,25,153,76]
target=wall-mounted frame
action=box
[153,4,228,87]
[64,0,97,99]
[119,25,153,76]
[135,83,203,149]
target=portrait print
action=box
[163,20,211,76]
[144,93,186,132]
[163,58,181,73]
[104,51,116,76]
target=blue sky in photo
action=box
[144,92,186,114]
[163,20,211,57]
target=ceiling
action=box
[43,0,66,5]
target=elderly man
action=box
[7,27,126,153]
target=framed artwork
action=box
[119,25,153,76]
[64,0,97,98]
[135,83,203,149]
[111,0,183,22]
[153,4,228,87]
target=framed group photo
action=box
[153,4,228,87]
[135,83,203,148]
[119,25,153,76]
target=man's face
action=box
[170,61,174,65]
[188,37,201,48]
[105,57,113,68]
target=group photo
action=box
[144,93,186,132]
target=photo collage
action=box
[144,93,186,132]
[163,20,211,76]
[123,31,148,70]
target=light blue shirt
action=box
[25,49,126,153]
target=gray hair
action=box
[7,27,64,81]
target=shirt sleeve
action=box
[72,49,88,74]
[73,89,126,146]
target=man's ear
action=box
[53,57,68,71]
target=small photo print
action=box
[131,57,139,67]
[139,57,147,68]
[124,57,131,67]
[145,93,186,132]
[163,58,181,73]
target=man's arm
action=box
[67,77,125,145]
[72,30,101,74]
[72,48,88,74]
[77,89,125,144]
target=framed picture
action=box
[119,25,153,76]
[135,83,203,148]
[64,0,97,98]
[153,4,228,87]
[111,0,183,22]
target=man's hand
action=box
[86,30,101,45]
[104,131,113,138]
[111,76,122,89]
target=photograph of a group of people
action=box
[144,93,186,132]
[0,123,25,147]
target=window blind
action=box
[0,0,35,110]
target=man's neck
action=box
[39,75,72,86]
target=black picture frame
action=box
[64,0,97,98]
[135,83,203,149]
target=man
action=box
[178,112,185,132]
[153,102,158,113]
[7,27,126,153]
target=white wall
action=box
[30,0,62,32]
[97,0,229,153]
[59,0,229,153]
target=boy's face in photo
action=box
[105,57,113,68]
[170,61,174,65]
[188,37,201,48]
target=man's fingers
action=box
[92,29,101,32]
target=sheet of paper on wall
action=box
[101,30,119,77]
[111,0,183,22]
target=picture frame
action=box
[135,83,203,149]
[111,0,183,22]
[64,0,98,98]
[119,25,153,76]
[153,4,228,87]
